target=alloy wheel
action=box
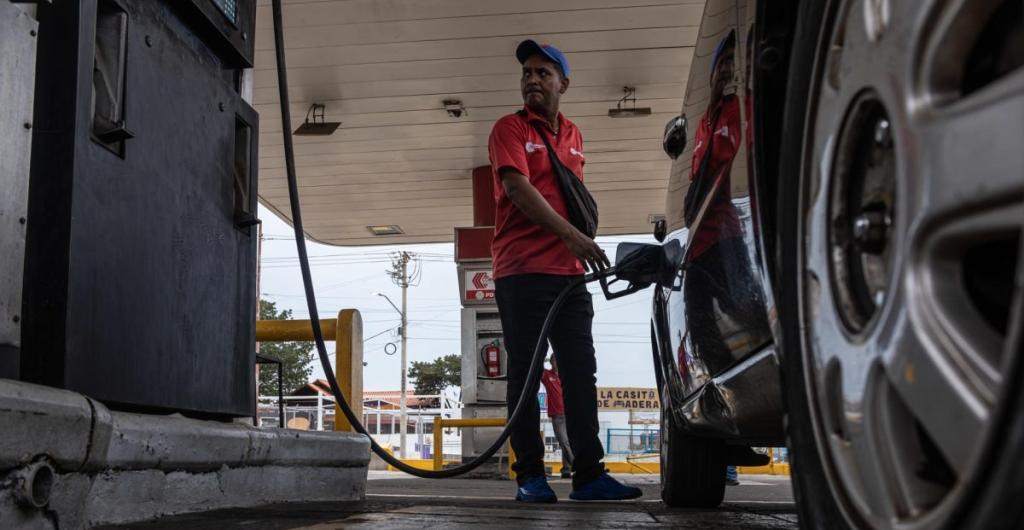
[797,0,1024,527]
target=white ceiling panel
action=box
[255,0,705,245]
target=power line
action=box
[364,326,399,343]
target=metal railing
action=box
[254,394,464,459]
[256,395,337,430]
[605,427,660,455]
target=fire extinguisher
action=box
[481,340,503,378]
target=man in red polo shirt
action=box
[488,39,641,503]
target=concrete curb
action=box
[0,378,371,529]
[105,410,370,472]
[0,379,97,472]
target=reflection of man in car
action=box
[689,30,742,257]
[686,27,770,488]
[682,30,763,374]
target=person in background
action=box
[726,465,740,486]
[541,355,573,479]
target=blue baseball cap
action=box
[710,30,737,75]
[516,39,570,78]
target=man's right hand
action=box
[561,228,609,273]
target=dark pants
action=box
[495,274,605,488]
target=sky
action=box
[257,203,658,395]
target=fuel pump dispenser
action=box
[16,0,259,416]
[455,225,509,468]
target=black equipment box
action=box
[21,0,260,417]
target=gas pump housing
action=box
[18,0,259,417]
[454,203,511,462]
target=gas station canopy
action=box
[254,0,704,245]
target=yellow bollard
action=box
[433,418,445,470]
[508,442,515,480]
[255,310,363,433]
[334,309,363,432]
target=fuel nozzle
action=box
[589,240,682,300]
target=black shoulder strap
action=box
[529,121,567,173]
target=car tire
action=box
[775,1,851,527]
[777,0,1024,529]
[659,395,727,508]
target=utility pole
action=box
[383,251,416,459]
[398,252,409,460]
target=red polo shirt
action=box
[688,94,743,259]
[541,369,565,417]
[488,107,586,280]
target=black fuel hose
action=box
[271,0,628,478]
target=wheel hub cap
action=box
[828,94,896,334]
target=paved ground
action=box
[103,472,798,529]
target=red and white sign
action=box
[464,270,495,302]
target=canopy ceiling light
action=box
[608,86,652,118]
[294,103,341,135]
[367,225,404,236]
[443,98,467,118]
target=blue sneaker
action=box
[569,473,642,501]
[515,476,557,503]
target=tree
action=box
[257,300,315,396]
[408,354,461,402]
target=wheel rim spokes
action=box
[915,70,1024,224]
[880,295,989,479]
[801,0,1024,527]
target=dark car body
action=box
[645,0,1024,524]
[650,0,792,448]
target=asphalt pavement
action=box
[102,471,798,529]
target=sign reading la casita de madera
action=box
[596,387,660,411]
